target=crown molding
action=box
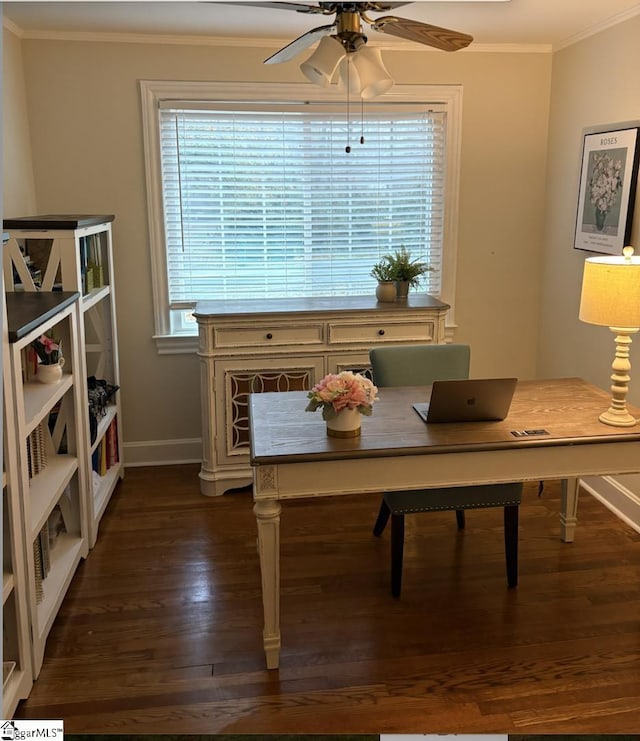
[2,17,24,37]
[5,5,639,54]
[554,4,640,51]
[466,43,551,53]
[0,25,552,54]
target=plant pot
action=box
[36,358,65,384]
[326,407,362,438]
[394,280,410,301]
[375,281,396,303]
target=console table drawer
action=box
[328,320,436,345]
[214,323,324,349]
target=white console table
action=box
[194,294,449,496]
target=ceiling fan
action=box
[225,2,474,65]
[219,2,476,149]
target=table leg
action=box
[254,499,282,669]
[560,477,580,542]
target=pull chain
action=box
[360,96,365,145]
[345,57,351,154]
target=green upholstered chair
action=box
[369,344,522,597]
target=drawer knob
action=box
[266,332,273,340]
[378,329,385,336]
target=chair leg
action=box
[390,513,405,598]
[504,504,519,588]
[373,498,391,536]
[455,509,466,529]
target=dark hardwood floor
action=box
[15,465,640,733]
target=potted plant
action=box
[383,246,432,300]
[31,332,65,384]
[370,259,397,302]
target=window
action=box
[141,81,462,350]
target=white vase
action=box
[375,281,396,303]
[36,358,65,384]
[326,407,362,438]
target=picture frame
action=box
[574,122,640,254]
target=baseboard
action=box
[580,475,640,534]
[123,437,202,467]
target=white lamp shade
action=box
[300,36,346,86]
[355,47,394,99]
[338,47,393,99]
[579,249,640,328]
[337,56,359,94]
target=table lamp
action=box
[579,246,640,427]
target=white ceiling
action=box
[4,0,640,50]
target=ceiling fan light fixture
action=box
[338,47,393,99]
[300,35,346,86]
[350,46,394,99]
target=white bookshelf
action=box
[3,215,124,548]
[5,290,89,678]
[2,257,34,717]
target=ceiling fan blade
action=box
[372,15,473,52]
[214,1,332,14]
[363,2,413,9]
[214,1,412,14]
[265,24,336,64]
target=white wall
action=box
[539,15,640,387]
[2,27,36,218]
[539,15,640,529]
[4,25,552,462]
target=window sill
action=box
[153,333,198,355]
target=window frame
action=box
[140,80,462,353]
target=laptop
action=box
[413,377,518,423]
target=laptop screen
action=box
[413,377,518,423]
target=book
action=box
[99,436,107,475]
[79,236,88,293]
[106,418,119,467]
[92,445,100,473]
[27,423,48,478]
[33,540,44,603]
[47,505,66,547]
[39,524,50,577]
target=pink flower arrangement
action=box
[306,371,378,420]
[31,333,63,365]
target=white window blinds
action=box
[159,103,446,304]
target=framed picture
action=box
[574,122,640,254]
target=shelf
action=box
[2,663,31,719]
[23,376,74,436]
[3,571,15,604]
[5,292,80,343]
[3,214,115,230]
[3,661,16,691]
[29,454,78,537]
[82,284,111,313]
[34,533,85,643]
[92,461,123,525]
[90,405,118,455]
